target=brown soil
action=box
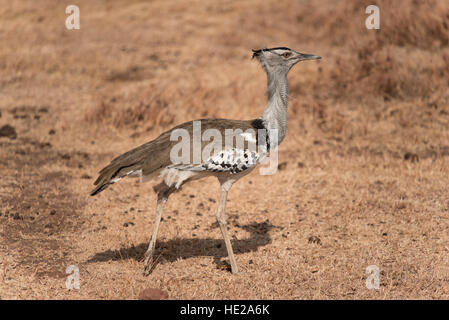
[0,0,448,299]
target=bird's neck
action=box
[261,70,289,146]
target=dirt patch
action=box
[87,220,276,269]
[0,134,85,279]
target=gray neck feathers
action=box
[261,68,289,146]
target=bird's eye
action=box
[282,52,291,58]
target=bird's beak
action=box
[297,53,321,61]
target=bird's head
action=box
[252,47,321,72]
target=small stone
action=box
[138,288,169,300]
[277,162,287,170]
[404,152,419,163]
[0,125,17,139]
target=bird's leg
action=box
[143,186,174,276]
[216,185,239,274]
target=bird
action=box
[91,47,321,275]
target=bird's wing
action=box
[169,148,260,173]
[168,130,263,174]
[91,118,265,195]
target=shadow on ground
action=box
[87,221,276,270]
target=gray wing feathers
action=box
[90,118,258,195]
[91,130,173,196]
[91,142,154,196]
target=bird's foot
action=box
[231,266,240,275]
[143,264,152,276]
[143,250,154,276]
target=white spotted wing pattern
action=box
[167,129,269,174]
[170,148,262,174]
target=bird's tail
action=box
[90,141,157,196]
[90,162,142,196]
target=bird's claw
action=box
[143,251,154,276]
[143,266,152,276]
[143,259,153,276]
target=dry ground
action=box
[1,0,449,299]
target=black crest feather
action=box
[252,47,292,59]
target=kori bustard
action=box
[91,47,321,275]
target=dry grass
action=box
[1,0,449,299]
